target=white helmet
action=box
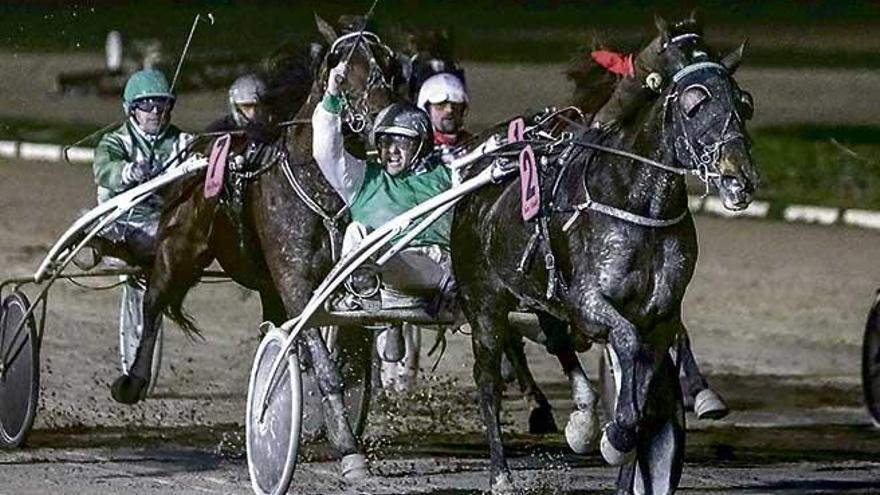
[417,72,468,111]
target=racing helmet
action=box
[416,72,468,111]
[370,102,434,159]
[122,69,175,113]
[228,74,268,126]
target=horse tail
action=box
[162,287,204,341]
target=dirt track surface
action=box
[1,156,880,493]
[2,52,880,134]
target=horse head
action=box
[397,27,465,100]
[314,15,402,138]
[629,16,759,210]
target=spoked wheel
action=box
[862,290,880,426]
[300,325,373,443]
[118,279,164,396]
[598,345,620,423]
[247,327,303,495]
[0,291,40,448]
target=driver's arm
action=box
[93,132,134,194]
[311,64,366,205]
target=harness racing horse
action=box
[108,17,402,481]
[452,17,757,494]
[566,22,734,421]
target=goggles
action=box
[376,134,418,150]
[131,97,174,113]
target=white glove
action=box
[326,62,348,96]
[120,159,154,186]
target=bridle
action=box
[555,58,751,230]
[662,61,748,191]
[326,31,398,135]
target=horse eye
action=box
[738,90,754,120]
[680,85,710,117]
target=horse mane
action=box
[263,39,320,123]
[566,17,704,128]
[564,34,644,115]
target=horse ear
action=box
[687,9,700,25]
[721,39,747,74]
[655,14,670,42]
[314,13,338,45]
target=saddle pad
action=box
[519,144,540,221]
[204,134,231,198]
[507,117,524,143]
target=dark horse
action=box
[452,17,757,494]
[108,17,401,479]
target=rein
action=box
[329,31,397,134]
[546,59,743,231]
[279,153,348,262]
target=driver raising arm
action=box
[312,62,454,367]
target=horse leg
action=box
[534,312,601,453]
[465,300,516,494]
[617,352,685,495]
[300,326,367,480]
[677,327,728,420]
[111,239,210,403]
[111,194,215,404]
[582,296,656,467]
[379,322,420,393]
[500,332,557,434]
[259,289,286,326]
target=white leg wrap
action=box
[490,472,516,495]
[340,453,369,481]
[565,409,600,454]
[694,388,729,420]
[600,428,636,466]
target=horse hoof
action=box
[491,472,517,495]
[565,409,600,454]
[695,388,729,420]
[110,375,149,405]
[341,453,369,481]
[528,404,558,434]
[600,423,636,466]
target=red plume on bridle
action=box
[590,50,635,77]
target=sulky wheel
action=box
[599,345,620,424]
[600,345,685,493]
[247,327,303,495]
[862,290,880,426]
[0,291,40,449]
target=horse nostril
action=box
[721,176,753,197]
[720,176,741,192]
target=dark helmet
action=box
[370,102,433,158]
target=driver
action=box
[92,69,192,382]
[417,72,472,154]
[206,73,276,140]
[312,62,454,372]
[92,68,193,264]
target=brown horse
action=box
[108,17,402,480]
[452,17,757,494]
